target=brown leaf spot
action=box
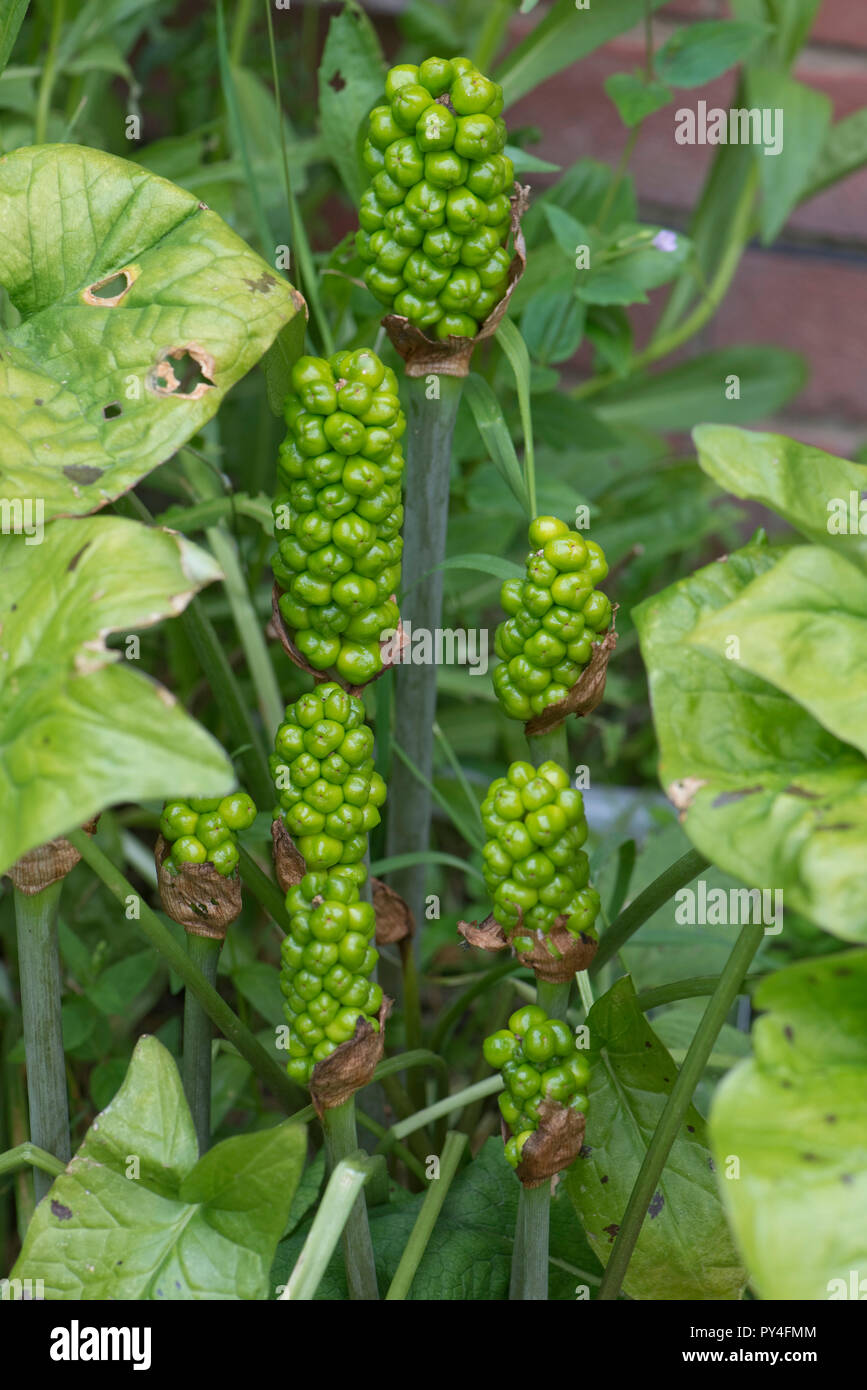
[82,267,137,307]
[67,544,89,572]
[784,1025,794,1042]
[783,785,820,800]
[328,69,346,91]
[51,1200,73,1221]
[667,776,709,812]
[603,1223,620,1243]
[63,465,103,485]
[244,271,277,294]
[648,1191,664,1218]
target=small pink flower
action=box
[652,229,678,253]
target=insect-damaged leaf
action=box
[0,143,303,518]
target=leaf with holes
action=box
[710,951,867,1299]
[566,976,746,1299]
[0,516,233,876]
[11,1035,307,1298]
[0,143,303,518]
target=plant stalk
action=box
[591,847,708,973]
[280,1152,374,1300]
[66,830,297,1109]
[183,933,222,1154]
[510,1182,550,1300]
[385,1131,468,1299]
[323,1097,379,1300]
[596,920,766,1300]
[385,373,464,955]
[14,883,70,1200]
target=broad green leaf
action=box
[531,394,620,454]
[522,277,585,362]
[0,143,301,518]
[463,373,531,514]
[12,1036,306,1299]
[586,305,633,376]
[318,1,385,205]
[436,552,524,581]
[576,268,647,307]
[595,348,805,431]
[0,517,233,876]
[231,962,285,1027]
[804,107,867,200]
[693,423,867,570]
[691,545,867,759]
[505,144,559,174]
[635,543,867,940]
[710,951,867,1299]
[497,0,669,110]
[0,0,29,76]
[542,203,598,262]
[655,21,769,88]
[566,976,746,1299]
[604,73,672,127]
[272,1137,602,1300]
[746,68,831,243]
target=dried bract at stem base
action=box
[515,1099,586,1189]
[271,583,406,696]
[155,835,241,939]
[382,184,530,379]
[457,911,598,981]
[8,818,100,895]
[309,997,393,1118]
[271,817,306,894]
[371,876,415,945]
[524,618,619,738]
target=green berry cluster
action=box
[272,349,405,688]
[270,684,386,871]
[356,56,514,339]
[281,867,383,1086]
[492,516,611,722]
[159,793,257,877]
[481,759,599,943]
[484,1005,590,1168]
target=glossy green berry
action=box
[162,794,254,877]
[484,1009,590,1171]
[358,57,514,337]
[272,350,404,684]
[493,518,610,722]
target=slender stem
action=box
[14,883,70,1200]
[595,126,640,232]
[263,0,333,355]
[385,1131,468,1299]
[230,0,255,63]
[591,848,707,973]
[384,1075,503,1145]
[472,0,513,72]
[510,1182,550,1300]
[385,374,464,956]
[399,937,424,1110]
[0,1141,66,1182]
[180,598,272,808]
[323,1098,379,1300]
[183,934,222,1154]
[576,970,595,1015]
[356,1109,428,1183]
[280,1152,375,1301]
[34,0,65,144]
[237,845,291,934]
[597,921,766,1300]
[636,972,767,1013]
[66,831,297,1109]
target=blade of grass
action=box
[279,1150,375,1300]
[391,740,485,854]
[385,1131,468,1299]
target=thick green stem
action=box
[14,883,70,1200]
[591,848,708,973]
[67,831,297,1109]
[597,920,766,1300]
[536,979,571,1022]
[385,1131,468,1299]
[636,972,766,1013]
[34,0,65,144]
[183,934,222,1154]
[385,374,464,953]
[510,1182,550,1300]
[323,1098,379,1300]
